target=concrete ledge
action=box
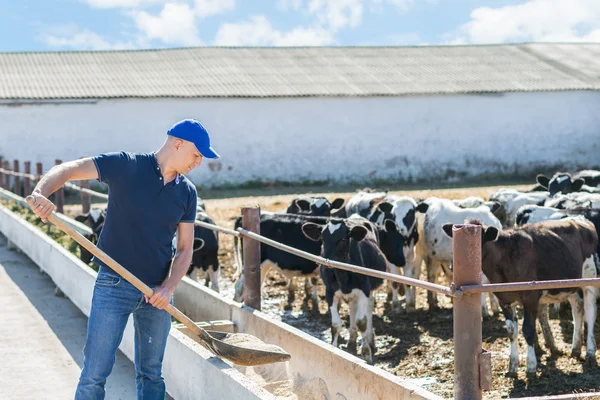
[0,204,277,400]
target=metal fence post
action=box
[13,160,21,197]
[242,206,261,311]
[0,156,4,189]
[24,161,31,197]
[453,223,483,400]
[55,159,64,213]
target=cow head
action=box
[302,218,370,264]
[378,219,406,267]
[75,207,106,234]
[537,173,585,197]
[287,196,346,217]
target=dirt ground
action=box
[64,183,600,399]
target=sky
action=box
[1,0,600,52]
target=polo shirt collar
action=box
[150,152,182,187]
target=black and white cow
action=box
[286,195,346,217]
[187,209,221,293]
[74,207,106,264]
[488,189,549,228]
[301,215,387,364]
[443,218,599,375]
[537,170,600,197]
[545,192,600,211]
[415,197,502,316]
[232,212,327,313]
[344,191,418,311]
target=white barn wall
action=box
[1,91,599,188]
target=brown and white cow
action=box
[443,218,598,376]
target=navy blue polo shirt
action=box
[91,151,197,286]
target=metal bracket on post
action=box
[452,223,483,400]
[242,205,261,311]
[478,348,492,391]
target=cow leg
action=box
[426,258,440,310]
[367,295,375,351]
[568,291,584,359]
[286,278,296,309]
[538,302,559,355]
[489,292,501,315]
[502,304,519,377]
[583,286,598,365]
[309,276,320,315]
[387,262,402,312]
[480,273,492,318]
[522,296,539,375]
[347,296,358,355]
[404,249,421,313]
[329,291,342,348]
[355,290,373,364]
[208,266,220,293]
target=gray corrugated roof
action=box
[1,43,599,100]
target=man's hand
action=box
[145,286,174,310]
[29,192,57,223]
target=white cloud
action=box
[83,0,169,8]
[131,3,202,46]
[40,26,136,50]
[194,0,235,18]
[447,0,600,44]
[214,15,335,46]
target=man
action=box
[29,119,219,400]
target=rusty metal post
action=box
[55,159,64,213]
[13,160,21,196]
[452,224,483,400]
[24,162,31,196]
[242,206,261,311]
[3,161,10,192]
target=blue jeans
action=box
[75,269,172,400]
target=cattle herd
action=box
[74,169,600,377]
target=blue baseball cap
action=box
[167,119,220,159]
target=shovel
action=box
[25,196,291,367]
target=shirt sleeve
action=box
[180,183,198,223]
[92,152,131,184]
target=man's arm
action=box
[30,158,99,222]
[146,221,195,310]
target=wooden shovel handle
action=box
[24,196,212,342]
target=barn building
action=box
[1,43,599,189]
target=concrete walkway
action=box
[0,233,141,400]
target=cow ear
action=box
[74,213,88,223]
[483,227,499,242]
[302,223,324,241]
[378,202,393,214]
[193,238,205,251]
[350,225,368,242]
[331,198,345,210]
[416,201,429,213]
[295,199,311,211]
[486,201,502,215]
[536,174,549,188]
[384,219,397,233]
[330,208,347,218]
[442,223,454,238]
[572,178,585,192]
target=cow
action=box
[545,192,600,211]
[415,197,502,316]
[488,189,549,228]
[186,209,220,293]
[442,218,599,376]
[232,211,406,314]
[301,215,387,364]
[536,170,600,197]
[74,208,106,264]
[343,191,418,311]
[285,195,345,217]
[232,212,327,313]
